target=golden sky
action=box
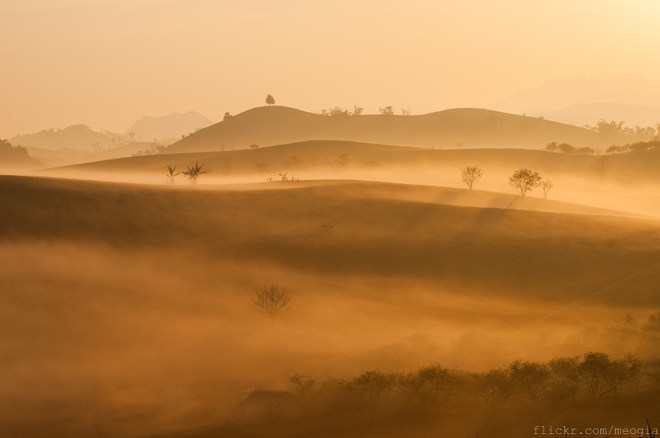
[2,0,660,137]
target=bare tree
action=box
[165,164,180,185]
[540,180,554,199]
[509,168,542,197]
[224,154,236,175]
[460,165,483,190]
[182,161,207,185]
[289,155,302,181]
[253,285,292,321]
[401,108,412,116]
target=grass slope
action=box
[164,106,610,153]
[3,175,660,437]
[3,175,660,306]
[41,139,660,187]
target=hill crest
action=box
[164,106,611,154]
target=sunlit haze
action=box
[3,2,660,438]
[3,0,660,137]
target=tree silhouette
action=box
[578,352,611,402]
[460,165,483,190]
[253,285,291,321]
[266,94,275,105]
[165,164,180,185]
[540,180,554,199]
[509,360,551,402]
[379,106,394,115]
[182,161,207,184]
[0,138,42,168]
[414,365,464,406]
[509,168,542,197]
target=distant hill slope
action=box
[2,175,660,306]
[162,106,611,153]
[26,141,161,168]
[10,125,125,151]
[0,139,43,173]
[494,76,660,114]
[44,139,660,187]
[529,102,660,129]
[126,111,213,142]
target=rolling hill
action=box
[0,177,660,305]
[162,106,612,153]
[529,102,660,129]
[3,175,660,437]
[41,139,660,189]
[3,175,660,306]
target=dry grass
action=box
[2,175,660,437]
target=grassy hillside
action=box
[3,176,659,305]
[163,106,611,153]
[40,139,660,191]
[3,175,660,437]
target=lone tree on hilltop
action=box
[182,161,207,185]
[253,285,292,322]
[266,94,275,105]
[460,165,483,190]
[509,168,542,197]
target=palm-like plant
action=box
[165,164,180,185]
[182,162,207,185]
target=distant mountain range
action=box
[528,102,660,128]
[493,76,660,118]
[10,125,122,151]
[163,106,612,154]
[7,111,214,167]
[11,104,658,170]
[125,111,214,142]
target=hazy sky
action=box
[2,0,660,137]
